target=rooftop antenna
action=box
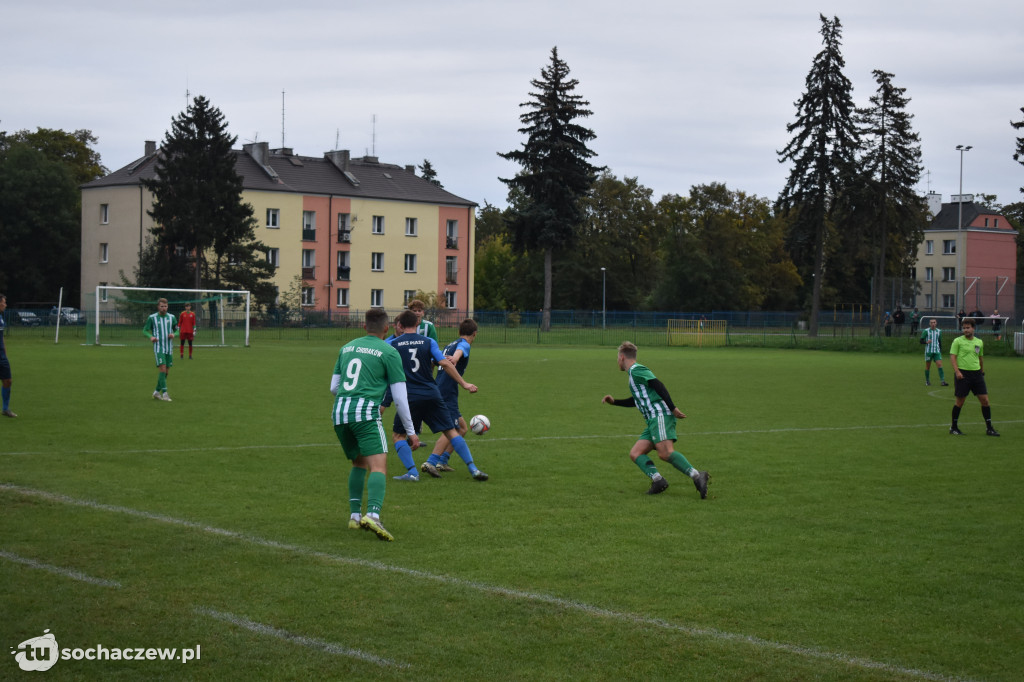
[372,114,377,156]
[335,128,340,150]
[281,90,286,148]
[925,168,932,193]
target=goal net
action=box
[85,286,251,347]
[667,319,727,347]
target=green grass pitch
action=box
[1,338,1022,680]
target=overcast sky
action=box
[3,0,1022,210]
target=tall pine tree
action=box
[854,70,927,330]
[777,15,859,336]
[499,47,601,331]
[141,96,274,303]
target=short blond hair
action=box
[618,341,638,359]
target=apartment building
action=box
[81,141,476,314]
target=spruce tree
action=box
[142,96,274,303]
[854,70,927,331]
[499,47,601,331]
[777,15,859,336]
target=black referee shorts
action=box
[954,369,987,398]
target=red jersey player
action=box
[178,303,197,359]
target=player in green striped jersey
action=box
[919,318,947,386]
[602,341,709,498]
[407,299,438,343]
[143,298,178,401]
[331,308,420,541]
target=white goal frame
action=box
[93,286,251,347]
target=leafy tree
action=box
[499,46,602,331]
[851,70,927,331]
[0,143,80,303]
[140,96,275,306]
[654,184,801,311]
[777,15,860,335]
[418,159,443,188]
[0,128,107,304]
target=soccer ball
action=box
[469,414,490,435]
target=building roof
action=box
[928,201,1017,233]
[82,143,476,208]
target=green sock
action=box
[634,454,660,479]
[156,373,166,392]
[348,467,367,515]
[938,368,945,381]
[366,471,386,516]
[925,369,930,383]
[668,451,696,476]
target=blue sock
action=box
[427,453,441,466]
[394,439,416,473]
[451,436,477,473]
[2,386,9,410]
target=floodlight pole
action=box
[601,267,607,329]
[955,144,972,312]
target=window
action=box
[942,267,956,282]
[302,249,315,279]
[336,251,350,280]
[267,248,279,268]
[942,239,956,255]
[446,219,458,248]
[336,288,349,307]
[984,218,989,227]
[404,290,417,305]
[370,289,383,307]
[446,256,458,284]
[301,287,314,306]
[924,267,933,282]
[445,291,457,309]
[267,208,280,228]
[942,294,955,309]
[405,217,418,237]
[100,282,108,303]
[994,218,999,228]
[100,243,109,263]
[372,215,385,234]
[337,213,351,242]
[924,294,933,309]
[404,254,417,273]
[371,252,384,271]
[100,204,109,224]
[302,211,316,240]
[925,240,933,255]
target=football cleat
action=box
[360,515,394,541]
[949,427,964,436]
[153,391,161,400]
[471,469,489,481]
[646,476,669,495]
[160,393,172,402]
[436,462,456,472]
[347,517,361,530]
[420,462,441,478]
[2,409,17,418]
[393,472,420,482]
[693,470,710,499]
[925,381,930,386]
[986,427,1001,437]
[941,381,949,386]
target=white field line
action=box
[0,549,122,588]
[194,607,410,670]
[3,419,1023,458]
[0,483,976,682]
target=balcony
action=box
[337,230,351,243]
[445,272,458,285]
[446,236,458,249]
[301,266,316,280]
[302,228,316,241]
[336,266,351,281]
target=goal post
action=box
[667,319,727,347]
[87,286,251,347]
